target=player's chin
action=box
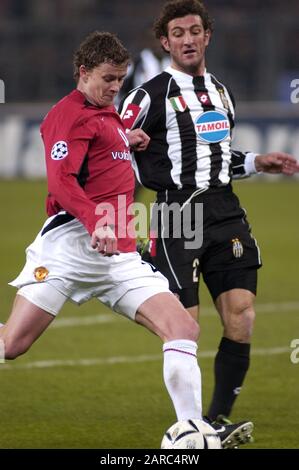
[181,55,200,68]
[98,97,115,107]
[105,97,115,105]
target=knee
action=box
[185,315,200,341]
[232,301,255,322]
[168,312,200,342]
[2,337,28,360]
[224,302,256,342]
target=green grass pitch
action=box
[0,179,298,448]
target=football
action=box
[161,419,222,449]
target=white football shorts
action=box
[10,214,170,319]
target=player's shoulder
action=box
[143,70,172,90]
[42,90,114,130]
[42,90,84,125]
[208,72,236,107]
[128,71,172,99]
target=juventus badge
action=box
[218,88,230,111]
[232,238,244,258]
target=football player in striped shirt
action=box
[119,0,299,427]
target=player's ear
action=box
[204,29,211,46]
[160,36,170,53]
[79,65,89,82]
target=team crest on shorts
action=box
[232,238,244,258]
[34,266,49,282]
[51,141,68,160]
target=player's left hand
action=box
[255,152,299,175]
[127,129,150,151]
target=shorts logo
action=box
[34,266,49,282]
[195,110,230,143]
[51,141,68,160]
[232,238,244,258]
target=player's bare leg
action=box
[216,289,256,343]
[136,291,199,342]
[0,294,55,360]
[186,305,198,321]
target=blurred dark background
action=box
[1,0,299,103]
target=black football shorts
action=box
[150,185,262,306]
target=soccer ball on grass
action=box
[161,419,222,449]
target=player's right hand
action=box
[91,226,120,256]
[127,128,150,151]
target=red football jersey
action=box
[40,89,136,252]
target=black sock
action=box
[207,337,250,421]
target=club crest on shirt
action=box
[232,238,244,258]
[217,88,230,111]
[169,95,188,112]
[195,110,230,143]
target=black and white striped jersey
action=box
[119,66,256,191]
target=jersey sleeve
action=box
[43,117,100,235]
[118,88,151,131]
[231,150,258,179]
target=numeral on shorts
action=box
[192,258,199,282]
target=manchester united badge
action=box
[34,266,49,282]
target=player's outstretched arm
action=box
[255,152,299,175]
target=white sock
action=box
[163,339,202,421]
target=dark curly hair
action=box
[73,31,130,82]
[154,0,213,38]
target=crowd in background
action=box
[0,0,299,102]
